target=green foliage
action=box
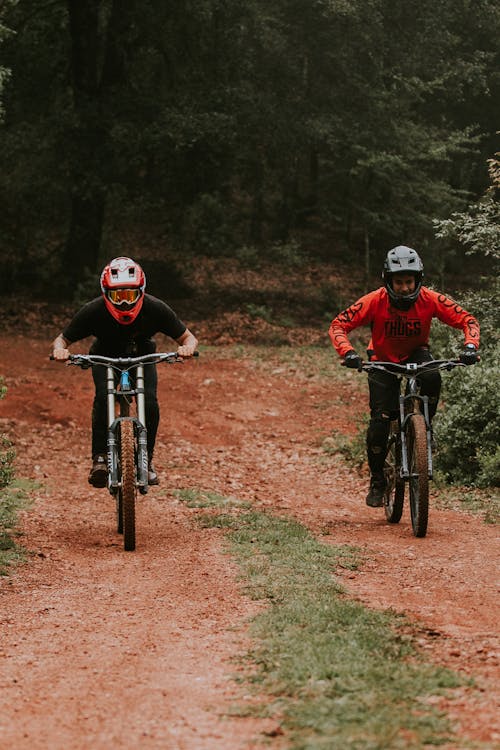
[244,303,274,323]
[0,378,15,489]
[0,3,15,123]
[183,192,234,254]
[174,488,250,510]
[270,239,309,267]
[433,149,500,277]
[0,434,15,490]
[435,342,500,488]
[72,267,101,306]
[0,378,30,574]
[431,155,500,488]
[1,1,500,286]
[434,196,500,262]
[322,414,368,469]
[0,479,33,575]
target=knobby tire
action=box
[384,422,404,524]
[116,490,123,535]
[116,397,130,536]
[408,414,429,538]
[119,419,137,551]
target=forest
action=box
[0,1,498,489]
[0,7,499,745]
[0,0,499,295]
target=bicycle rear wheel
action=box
[408,414,429,538]
[384,422,404,524]
[119,419,137,551]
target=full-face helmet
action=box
[382,246,424,310]
[100,257,146,324]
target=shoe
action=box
[366,474,386,507]
[148,462,159,486]
[88,454,107,488]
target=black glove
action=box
[343,350,362,369]
[459,344,479,365]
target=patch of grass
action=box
[0,479,34,575]
[320,413,368,469]
[174,488,251,510]
[200,344,345,384]
[431,481,499,524]
[195,505,469,749]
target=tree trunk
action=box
[65,193,105,278]
[249,154,264,244]
[63,0,106,283]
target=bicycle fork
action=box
[105,365,149,494]
[134,365,149,493]
[398,393,434,480]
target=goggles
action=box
[107,288,141,305]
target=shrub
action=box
[433,282,499,487]
[435,344,500,487]
[0,378,15,489]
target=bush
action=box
[435,345,500,487]
[183,192,233,254]
[433,282,499,487]
[0,378,15,489]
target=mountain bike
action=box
[66,352,192,551]
[360,359,464,538]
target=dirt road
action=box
[0,336,498,748]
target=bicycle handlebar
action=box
[358,359,464,375]
[50,351,199,369]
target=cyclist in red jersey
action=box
[51,257,198,488]
[329,246,480,507]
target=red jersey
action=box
[329,286,480,363]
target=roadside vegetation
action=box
[0,378,31,573]
[178,489,471,749]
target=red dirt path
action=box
[0,336,498,749]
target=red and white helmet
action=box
[100,257,146,325]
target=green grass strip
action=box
[0,479,33,575]
[182,492,470,749]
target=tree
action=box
[434,150,500,266]
[0,0,499,294]
[0,2,14,123]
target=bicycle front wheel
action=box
[408,414,429,538]
[119,419,137,551]
[384,423,404,524]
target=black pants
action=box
[366,347,441,475]
[91,365,159,459]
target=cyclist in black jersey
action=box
[51,257,198,487]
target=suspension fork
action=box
[106,365,119,487]
[421,395,433,479]
[134,364,149,488]
[399,394,410,479]
[399,389,434,480]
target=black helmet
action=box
[383,246,424,310]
